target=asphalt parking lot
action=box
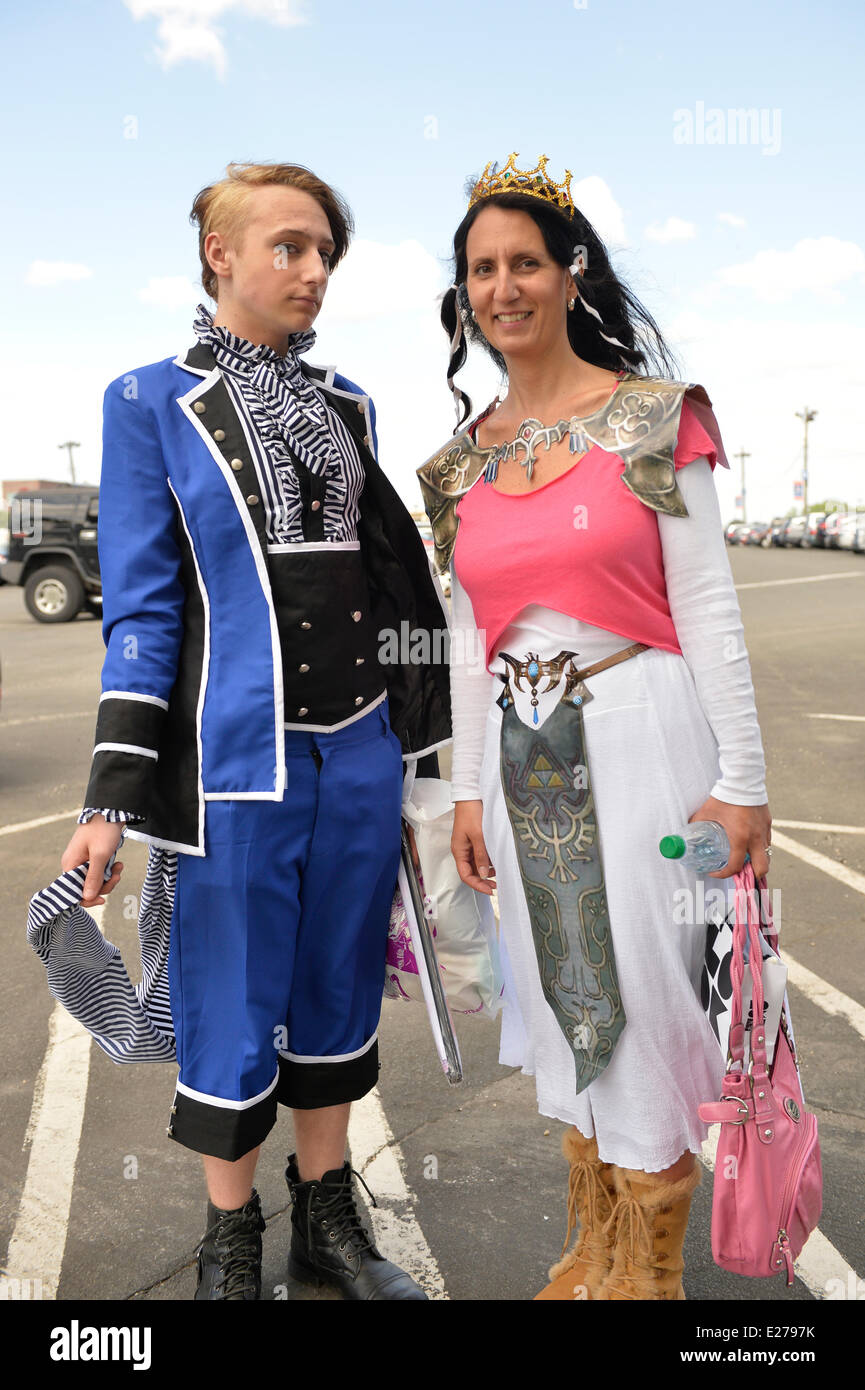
[1,544,863,1337]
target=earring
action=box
[568,297,576,311]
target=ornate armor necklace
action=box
[482,372,625,484]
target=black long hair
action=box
[442,189,679,429]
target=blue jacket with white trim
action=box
[83,342,451,854]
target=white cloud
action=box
[138,275,203,310]
[715,237,865,303]
[664,309,865,512]
[26,261,93,286]
[324,239,446,323]
[644,217,697,244]
[124,0,308,78]
[718,212,746,228]
[572,176,628,247]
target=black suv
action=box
[4,486,101,623]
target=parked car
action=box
[4,486,101,622]
[822,511,856,548]
[799,511,827,548]
[781,515,808,546]
[725,522,751,545]
[743,521,771,546]
[770,517,792,546]
[836,513,865,551]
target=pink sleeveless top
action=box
[453,396,724,671]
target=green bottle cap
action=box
[659,835,686,859]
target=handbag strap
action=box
[728,862,769,1075]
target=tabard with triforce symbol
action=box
[496,652,626,1092]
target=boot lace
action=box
[602,1194,653,1266]
[202,1202,265,1298]
[561,1160,608,1256]
[305,1166,379,1259]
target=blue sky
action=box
[2,0,863,519]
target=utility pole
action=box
[734,447,750,522]
[795,408,817,515]
[58,440,80,484]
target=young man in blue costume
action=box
[60,162,450,1301]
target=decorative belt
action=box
[494,641,648,1092]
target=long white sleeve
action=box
[657,456,768,805]
[449,561,496,801]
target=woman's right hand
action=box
[452,799,496,896]
[60,815,125,908]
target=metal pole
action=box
[795,409,817,516]
[58,441,80,484]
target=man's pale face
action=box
[206,185,335,350]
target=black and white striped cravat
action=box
[192,302,361,541]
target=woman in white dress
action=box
[417,155,772,1301]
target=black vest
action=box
[268,545,384,725]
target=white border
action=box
[99,690,170,710]
[166,479,209,855]
[175,1071,279,1110]
[93,742,158,760]
[278,1032,377,1065]
[175,371,285,801]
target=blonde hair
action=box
[189,161,354,301]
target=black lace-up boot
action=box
[194,1189,266,1300]
[284,1154,428,1300]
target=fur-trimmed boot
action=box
[534,1127,618,1301]
[596,1162,701,1300]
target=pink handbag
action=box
[697,863,823,1285]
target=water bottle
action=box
[659,821,750,872]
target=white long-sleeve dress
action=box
[449,455,768,1172]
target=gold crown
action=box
[468,152,575,218]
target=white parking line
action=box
[806,714,865,723]
[700,1126,862,1300]
[770,829,865,896]
[735,572,864,589]
[3,909,101,1300]
[348,1087,447,1300]
[784,954,865,1041]
[1,711,92,729]
[0,811,79,837]
[773,819,865,834]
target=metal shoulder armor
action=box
[573,373,721,520]
[417,376,722,571]
[416,427,492,575]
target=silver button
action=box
[355,696,364,707]
[246,494,259,505]
[231,458,243,471]
[193,401,206,414]
[300,621,311,630]
[213,429,226,442]
[351,610,362,622]
[299,663,310,673]
[355,657,365,665]
[363,434,370,446]
[356,402,365,414]
[297,707,308,716]
[310,499,321,511]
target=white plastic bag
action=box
[385,778,504,1018]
